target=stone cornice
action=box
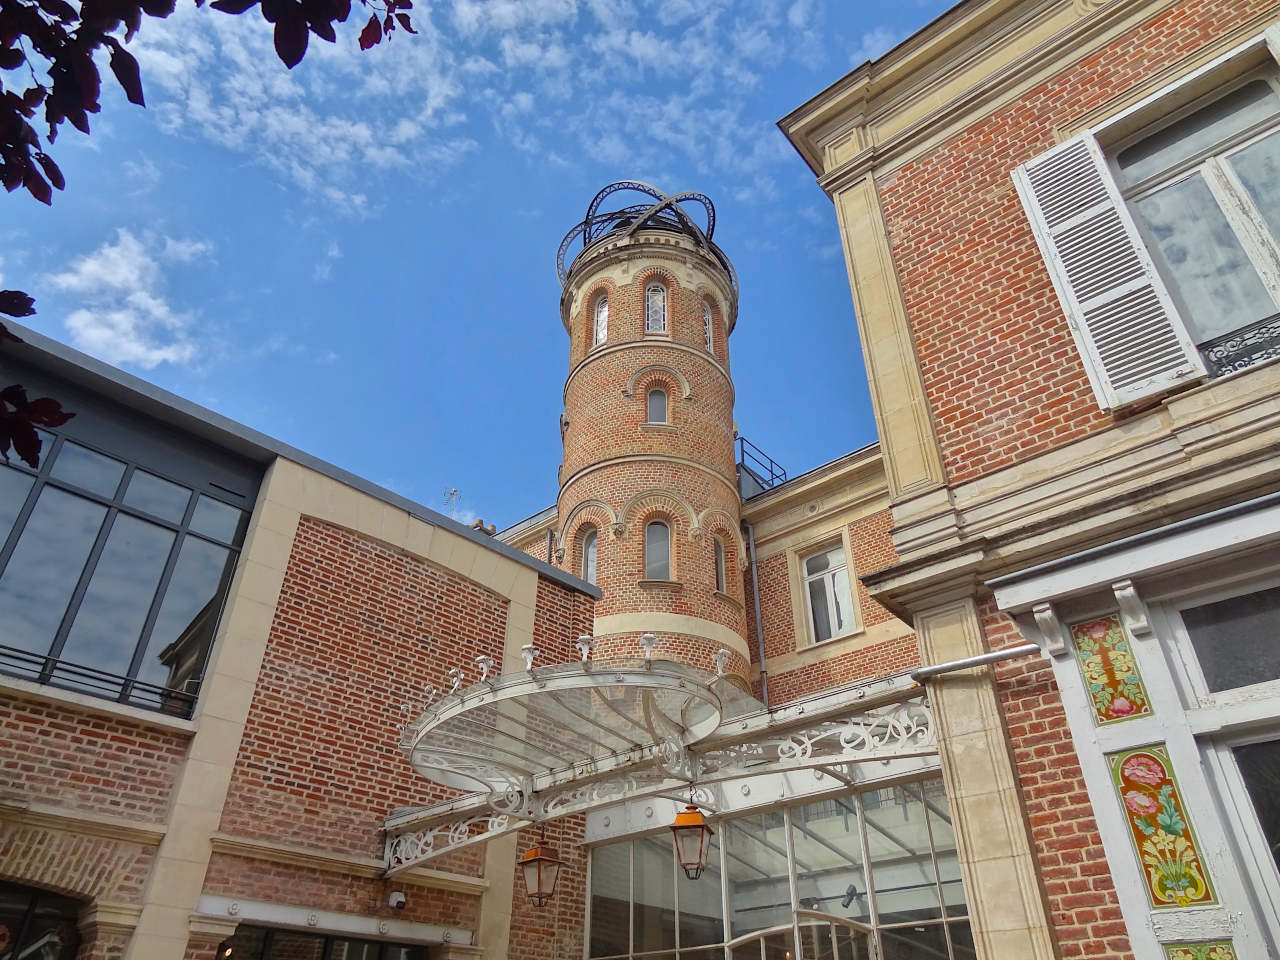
[742,444,886,531]
[208,832,489,894]
[0,796,167,845]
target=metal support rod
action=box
[909,642,1041,682]
[743,519,769,708]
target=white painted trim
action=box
[193,895,471,946]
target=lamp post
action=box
[669,800,714,880]
[519,824,564,908]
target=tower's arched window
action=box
[593,295,608,346]
[646,388,668,424]
[714,536,727,593]
[580,526,598,585]
[645,521,670,580]
[704,301,714,352]
[645,283,667,333]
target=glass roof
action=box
[403,658,762,794]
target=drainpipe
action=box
[909,642,1040,682]
[545,527,555,567]
[742,520,769,708]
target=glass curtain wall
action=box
[587,776,970,960]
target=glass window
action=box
[224,927,427,960]
[862,786,943,925]
[124,470,192,523]
[714,538,727,593]
[703,301,714,352]
[1233,739,1280,878]
[1180,584,1280,693]
[0,466,34,546]
[725,812,791,938]
[581,527,598,586]
[645,521,671,581]
[595,295,609,346]
[189,494,245,543]
[679,833,723,948]
[48,441,125,497]
[803,544,855,643]
[647,388,668,424]
[634,835,676,952]
[590,843,630,958]
[792,795,869,924]
[0,882,80,960]
[646,283,667,334]
[1117,76,1280,348]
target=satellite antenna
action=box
[443,488,461,520]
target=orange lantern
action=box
[519,826,564,907]
[670,803,714,879]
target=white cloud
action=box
[850,26,900,64]
[163,236,213,262]
[46,229,204,369]
[313,240,342,282]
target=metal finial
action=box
[423,684,437,708]
[521,644,541,672]
[639,633,658,664]
[575,635,594,667]
[448,667,464,694]
[475,655,494,683]
[712,649,731,677]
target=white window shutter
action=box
[1012,133,1205,411]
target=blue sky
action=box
[6,0,952,527]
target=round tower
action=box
[554,183,750,686]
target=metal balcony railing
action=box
[1201,312,1280,377]
[0,644,198,718]
[737,436,788,499]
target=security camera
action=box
[389,891,406,910]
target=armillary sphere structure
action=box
[382,638,936,876]
[556,181,739,293]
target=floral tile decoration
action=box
[1109,745,1217,909]
[1071,614,1152,724]
[1164,943,1237,960]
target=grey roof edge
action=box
[2,321,600,599]
[743,439,882,504]
[497,504,558,541]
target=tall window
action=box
[703,301,714,352]
[1116,75,1280,348]
[644,521,670,580]
[645,283,667,334]
[594,295,609,346]
[581,526,598,585]
[803,543,854,643]
[0,383,256,718]
[646,388,667,424]
[714,537,727,593]
[0,881,81,960]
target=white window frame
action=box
[801,542,855,645]
[645,283,667,334]
[594,295,609,346]
[646,388,667,424]
[703,300,714,352]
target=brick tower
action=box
[554,183,750,685]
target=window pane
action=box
[582,529,598,585]
[189,495,244,542]
[0,486,107,655]
[634,835,676,952]
[17,890,81,960]
[1229,128,1280,245]
[1181,585,1280,692]
[678,833,723,947]
[590,843,630,958]
[264,930,325,959]
[879,923,949,960]
[329,939,381,960]
[49,441,125,497]
[805,549,833,577]
[724,812,791,938]
[809,578,834,643]
[715,539,726,593]
[831,567,852,635]
[384,947,428,960]
[0,883,35,960]
[595,297,609,344]
[135,537,234,693]
[124,470,192,523]
[227,925,268,959]
[1133,173,1275,341]
[646,522,670,580]
[863,787,943,925]
[648,389,667,423]
[1233,739,1280,878]
[948,920,977,960]
[60,514,175,679]
[1118,80,1280,186]
[792,796,869,924]
[923,783,965,916]
[0,465,34,546]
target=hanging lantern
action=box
[670,803,714,879]
[519,826,564,907]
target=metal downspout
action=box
[743,520,769,708]
[909,642,1040,682]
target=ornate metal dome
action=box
[557,181,737,292]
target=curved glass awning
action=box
[400,658,762,794]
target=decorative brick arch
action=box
[0,823,154,904]
[620,488,698,540]
[697,507,746,565]
[635,265,678,292]
[581,279,616,353]
[556,499,619,559]
[622,364,691,400]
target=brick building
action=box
[2,1,1279,959]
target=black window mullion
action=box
[10,888,37,957]
[42,504,119,673]
[0,473,45,579]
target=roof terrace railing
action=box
[737,435,787,497]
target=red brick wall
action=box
[0,696,187,822]
[877,0,1272,485]
[983,599,1132,960]
[507,815,589,960]
[532,575,596,663]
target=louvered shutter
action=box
[1012,133,1205,411]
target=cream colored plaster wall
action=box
[124,457,548,960]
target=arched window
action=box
[645,282,667,333]
[646,388,668,424]
[593,295,608,346]
[714,536,726,593]
[645,521,670,580]
[704,301,714,352]
[581,526,598,585]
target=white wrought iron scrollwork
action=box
[386,812,516,872]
